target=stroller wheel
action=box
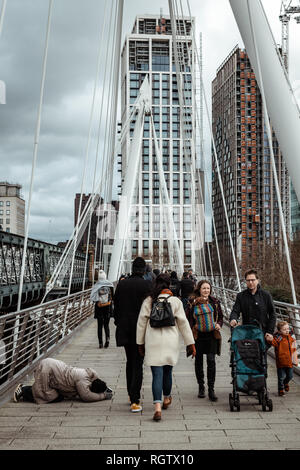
[266,398,273,412]
[234,394,240,412]
[261,395,267,412]
[229,393,234,412]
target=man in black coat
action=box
[180,271,196,314]
[113,257,152,412]
[229,269,276,343]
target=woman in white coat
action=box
[137,273,196,421]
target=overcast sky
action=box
[0,0,299,244]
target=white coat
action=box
[136,293,194,367]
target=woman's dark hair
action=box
[193,279,212,298]
[170,271,178,279]
[182,271,189,279]
[90,378,107,394]
[151,273,171,302]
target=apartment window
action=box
[6,219,10,224]
[0,201,3,206]
[6,210,10,215]
[6,228,10,233]
[0,210,3,215]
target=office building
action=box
[0,182,25,236]
[120,14,203,270]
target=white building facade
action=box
[120,14,203,272]
[0,182,25,236]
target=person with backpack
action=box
[136,273,195,422]
[91,270,114,349]
[169,271,180,297]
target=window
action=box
[6,210,10,215]
[0,201,3,206]
[6,219,10,225]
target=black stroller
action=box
[229,324,273,412]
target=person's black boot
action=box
[208,388,218,402]
[198,385,205,398]
[104,339,109,348]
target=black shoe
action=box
[198,385,205,398]
[99,343,103,349]
[208,389,218,402]
[104,340,109,348]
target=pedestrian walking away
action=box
[266,320,299,396]
[90,270,114,349]
[13,358,113,404]
[229,269,276,349]
[113,256,152,413]
[180,271,195,314]
[169,271,181,297]
[137,273,195,422]
[186,280,223,402]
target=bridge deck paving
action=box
[0,317,300,450]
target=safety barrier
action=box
[0,289,93,396]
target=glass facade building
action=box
[120,15,201,270]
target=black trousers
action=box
[124,344,144,405]
[97,315,110,345]
[194,353,216,389]
[21,386,64,403]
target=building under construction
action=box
[212,46,290,272]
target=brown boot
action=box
[162,396,172,409]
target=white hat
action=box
[98,270,107,280]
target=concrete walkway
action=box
[1,318,300,450]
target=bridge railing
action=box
[212,285,300,358]
[0,289,94,397]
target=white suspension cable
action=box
[81,0,109,290]
[169,0,198,274]
[186,0,241,291]
[0,0,7,38]
[67,4,109,296]
[247,0,297,304]
[174,0,208,277]
[17,0,53,312]
[94,2,118,276]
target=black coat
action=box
[180,278,195,298]
[230,285,276,335]
[113,274,152,346]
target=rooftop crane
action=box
[279,0,300,71]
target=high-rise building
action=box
[0,182,25,236]
[74,193,119,267]
[211,46,290,270]
[120,14,203,271]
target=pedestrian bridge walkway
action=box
[0,319,300,451]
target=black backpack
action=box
[150,295,175,328]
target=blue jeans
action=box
[151,365,173,404]
[277,367,293,391]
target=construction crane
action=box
[279,0,300,71]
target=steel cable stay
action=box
[169,0,199,275]
[0,0,7,38]
[175,0,208,278]
[98,1,123,276]
[45,0,119,296]
[246,0,297,305]
[67,2,112,296]
[186,0,241,292]
[81,0,110,290]
[17,0,53,314]
[94,4,120,279]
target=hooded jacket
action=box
[32,358,106,404]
